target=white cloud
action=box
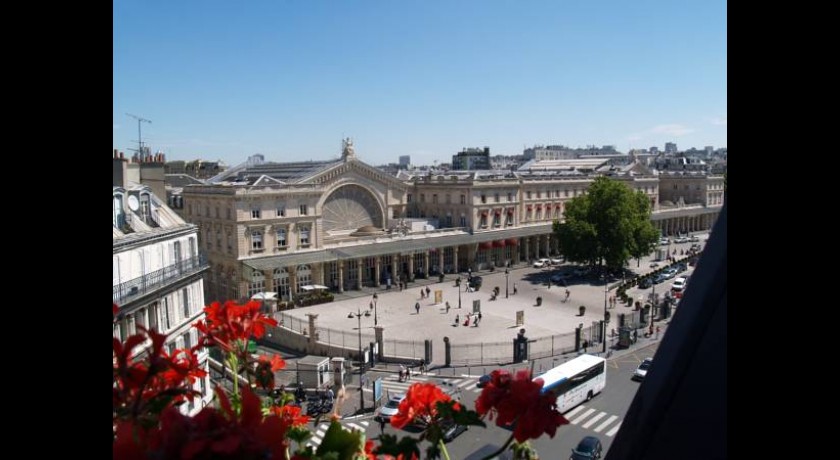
[711,117,727,126]
[650,124,694,137]
[626,134,644,142]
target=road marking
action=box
[606,421,622,437]
[347,422,366,431]
[571,408,596,424]
[464,382,479,392]
[455,379,474,388]
[461,374,483,378]
[565,405,587,418]
[582,412,607,428]
[593,415,618,433]
[315,429,326,438]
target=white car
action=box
[533,258,551,268]
[674,236,689,243]
[671,276,688,291]
[689,235,700,242]
[550,257,564,265]
[633,358,653,381]
[376,394,406,422]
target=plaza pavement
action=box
[273,232,708,364]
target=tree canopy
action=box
[553,176,659,270]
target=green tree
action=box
[553,176,659,271]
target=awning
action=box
[493,240,506,248]
[478,241,493,250]
[251,292,278,301]
[481,210,488,216]
[506,238,519,246]
[494,210,501,215]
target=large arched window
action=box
[248,270,265,298]
[296,265,312,291]
[273,268,290,300]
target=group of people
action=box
[453,311,482,327]
[419,286,431,299]
[398,364,412,382]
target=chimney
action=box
[119,151,124,159]
[113,149,119,159]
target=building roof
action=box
[211,160,342,185]
[165,174,205,188]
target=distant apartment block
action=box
[451,147,491,170]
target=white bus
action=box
[536,354,606,413]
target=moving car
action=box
[468,276,483,290]
[638,277,653,289]
[476,374,492,389]
[570,435,603,460]
[550,257,564,265]
[632,357,653,381]
[376,394,406,422]
[533,258,551,268]
[671,276,688,292]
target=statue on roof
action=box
[342,137,356,161]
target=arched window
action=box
[273,268,290,300]
[296,265,312,291]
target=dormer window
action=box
[113,193,125,228]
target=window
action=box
[299,225,310,245]
[251,230,263,250]
[432,194,438,204]
[407,194,413,203]
[215,207,220,218]
[182,288,190,318]
[299,204,308,215]
[251,208,261,219]
[148,302,159,331]
[277,205,285,217]
[507,193,513,202]
[183,331,192,351]
[537,191,541,199]
[494,193,500,203]
[226,207,231,219]
[480,213,488,227]
[460,216,467,227]
[481,194,486,204]
[227,234,233,254]
[205,206,210,216]
[187,203,192,215]
[163,298,171,330]
[536,208,542,220]
[564,189,569,197]
[420,194,425,203]
[493,212,501,227]
[461,195,466,205]
[277,228,287,247]
[527,191,532,199]
[505,212,513,226]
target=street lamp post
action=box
[603,273,608,353]
[353,308,366,413]
[505,268,510,299]
[458,278,462,309]
[372,293,378,326]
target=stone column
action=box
[438,248,444,273]
[453,248,459,273]
[524,237,530,261]
[338,262,344,293]
[424,251,430,277]
[289,266,298,298]
[392,254,399,283]
[544,235,550,257]
[374,257,381,288]
[357,259,363,290]
[408,253,415,280]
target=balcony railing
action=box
[113,254,208,304]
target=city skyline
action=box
[113,0,726,166]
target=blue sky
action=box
[113,0,726,166]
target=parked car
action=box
[572,266,590,277]
[550,257,564,265]
[638,278,653,289]
[674,236,689,243]
[570,435,603,460]
[468,276,483,289]
[441,419,468,443]
[376,394,406,422]
[689,235,700,242]
[550,272,570,285]
[652,273,668,284]
[659,237,670,245]
[632,358,653,381]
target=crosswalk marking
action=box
[571,408,596,425]
[582,412,606,428]
[593,415,618,433]
[606,421,622,437]
[565,405,587,418]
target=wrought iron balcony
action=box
[113,254,208,304]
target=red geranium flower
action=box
[390,382,461,429]
[475,368,569,442]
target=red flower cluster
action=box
[475,369,569,442]
[390,382,461,429]
[113,325,207,427]
[114,385,295,460]
[193,300,278,352]
[254,354,286,390]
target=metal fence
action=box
[529,331,577,359]
[381,338,426,360]
[448,340,512,366]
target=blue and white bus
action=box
[537,354,606,413]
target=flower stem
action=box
[439,439,451,460]
[478,431,515,460]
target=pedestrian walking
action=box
[656,326,661,339]
[370,301,374,311]
[454,314,460,325]
[478,311,483,322]
[464,316,470,327]
[415,302,420,314]
[379,417,386,434]
[565,288,570,302]
[420,289,424,299]
[406,367,411,381]
[425,286,431,298]
[446,301,451,313]
[513,283,518,295]
[327,387,335,403]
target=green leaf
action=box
[375,433,421,459]
[316,420,365,460]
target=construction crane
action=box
[126,113,151,158]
